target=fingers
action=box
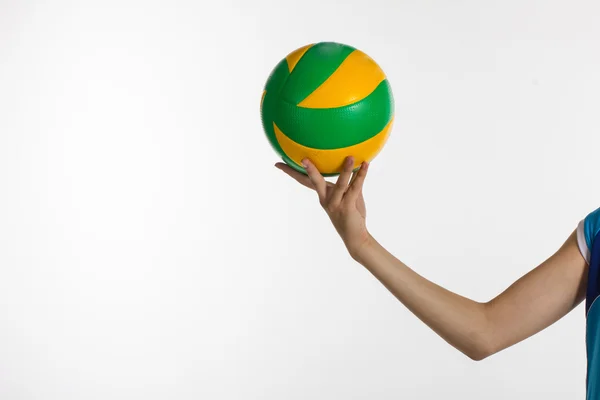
[276,157,364,211]
[275,162,313,189]
[330,156,354,207]
[301,158,328,203]
[345,161,369,202]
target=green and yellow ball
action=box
[260,41,394,176]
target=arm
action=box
[352,229,587,360]
[275,156,588,361]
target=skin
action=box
[275,155,589,361]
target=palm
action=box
[325,182,366,218]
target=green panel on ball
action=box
[280,42,355,105]
[260,58,290,157]
[273,79,394,149]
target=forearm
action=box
[281,156,587,361]
[352,235,491,360]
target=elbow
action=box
[463,315,496,361]
[466,346,492,362]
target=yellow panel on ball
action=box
[273,117,394,175]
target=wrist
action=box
[348,232,376,262]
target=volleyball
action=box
[260,41,394,176]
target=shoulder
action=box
[577,206,600,264]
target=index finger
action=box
[346,161,369,201]
[302,158,327,202]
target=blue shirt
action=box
[577,207,600,398]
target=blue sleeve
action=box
[577,206,600,265]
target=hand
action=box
[275,156,373,258]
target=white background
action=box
[1,0,600,398]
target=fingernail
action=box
[301,159,309,168]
